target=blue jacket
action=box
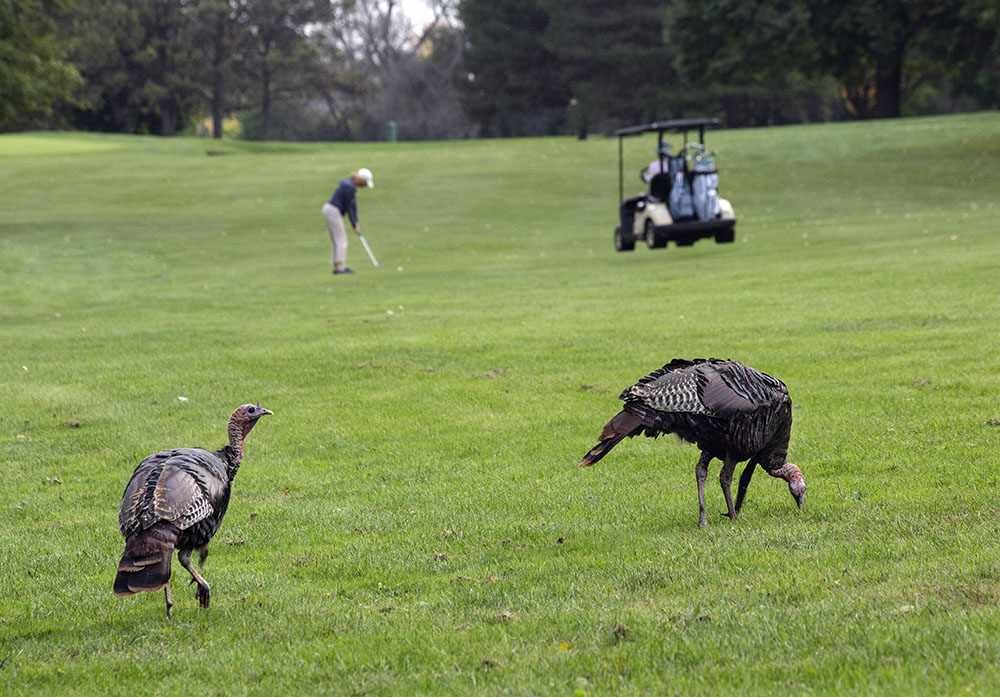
[328,178,358,227]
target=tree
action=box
[945,0,1000,108]
[669,0,992,120]
[0,0,80,130]
[317,0,472,140]
[355,18,471,140]
[458,0,568,136]
[190,0,251,138]
[143,0,203,135]
[667,0,829,125]
[810,0,965,118]
[64,0,203,134]
[669,0,815,85]
[238,0,333,140]
[458,0,685,137]
[542,0,676,137]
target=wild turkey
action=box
[580,359,805,527]
[114,403,272,617]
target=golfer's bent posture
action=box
[323,168,373,275]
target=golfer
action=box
[323,168,373,275]
[642,143,671,183]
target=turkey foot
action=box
[179,548,212,609]
[194,581,211,608]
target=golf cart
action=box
[614,118,736,251]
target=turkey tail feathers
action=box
[113,552,171,596]
[580,410,644,467]
[113,524,179,596]
[580,438,623,466]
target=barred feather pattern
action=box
[629,358,790,465]
[589,358,793,472]
[119,448,235,545]
[623,371,713,415]
[716,360,788,409]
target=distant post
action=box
[386,121,397,143]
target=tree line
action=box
[3,0,997,140]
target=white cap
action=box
[358,167,374,188]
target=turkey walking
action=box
[580,359,805,527]
[114,403,272,617]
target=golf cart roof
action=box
[615,118,721,137]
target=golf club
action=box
[358,234,382,268]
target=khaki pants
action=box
[322,203,347,265]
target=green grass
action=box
[2,112,1000,696]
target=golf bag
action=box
[691,156,721,221]
[667,155,694,220]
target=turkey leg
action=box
[695,451,712,527]
[178,549,211,609]
[164,584,173,619]
[719,457,738,520]
[733,461,757,515]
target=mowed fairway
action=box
[2,112,999,696]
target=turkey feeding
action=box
[581,359,805,527]
[114,403,272,617]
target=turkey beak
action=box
[255,402,273,418]
[790,481,806,510]
[781,463,805,511]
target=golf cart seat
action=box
[648,172,671,202]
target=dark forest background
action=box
[3,0,998,140]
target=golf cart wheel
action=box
[715,228,735,244]
[614,226,635,252]
[644,220,667,249]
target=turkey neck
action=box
[224,417,249,478]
